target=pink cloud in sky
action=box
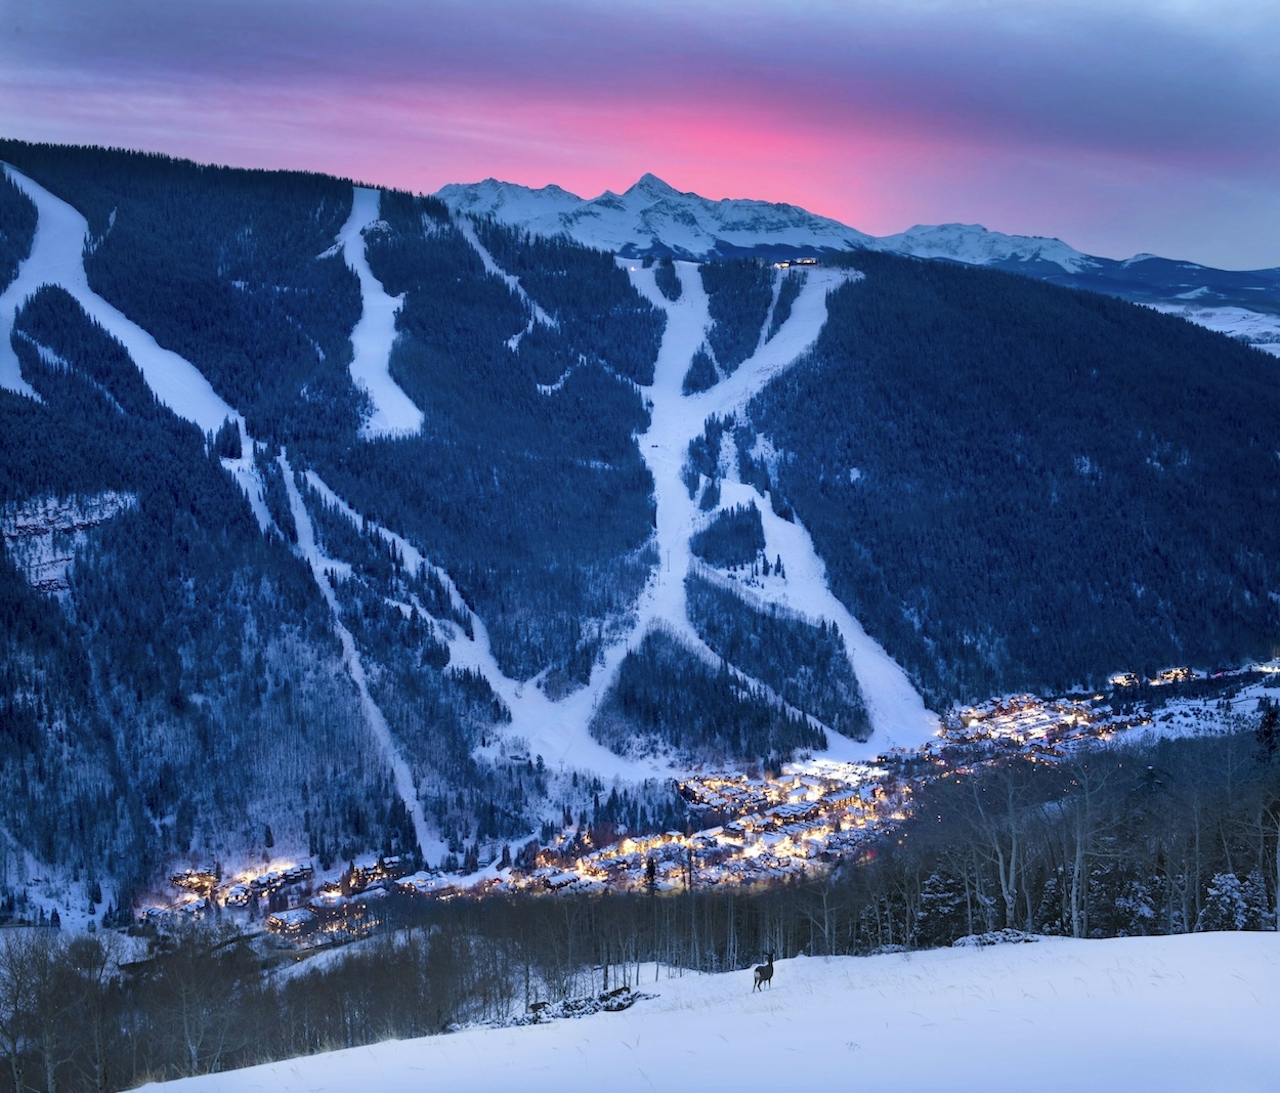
[2,0,1278,267]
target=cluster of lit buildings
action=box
[935,692,1165,760]
[943,695,1097,747]
[146,859,385,941]
[509,760,908,893]
[1109,666,1198,688]
[145,666,1273,936]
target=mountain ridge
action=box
[437,172,1280,275]
[436,174,1280,353]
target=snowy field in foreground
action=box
[142,933,1277,1093]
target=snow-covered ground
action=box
[337,188,424,437]
[0,824,121,932]
[1148,302,1280,357]
[140,932,1279,1093]
[1127,673,1280,743]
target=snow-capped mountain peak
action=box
[625,172,682,199]
[435,174,877,259]
[876,222,1096,274]
[434,175,1107,273]
[436,177,583,223]
[433,174,1280,335]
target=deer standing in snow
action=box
[752,952,775,991]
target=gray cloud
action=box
[3,0,1277,266]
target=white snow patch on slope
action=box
[139,933,1280,1093]
[337,188,424,438]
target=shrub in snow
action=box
[953,929,1039,948]
[508,987,654,1026]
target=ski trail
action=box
[304,470,469,620]
[532,259,833,747]
[715,476,938,757]
[620,258,938,756]
[0,163,272,531]
[302,470,660,781]
[455,216,557,328]
[337,187,424,438]
[279,454,435,859]
[2,164,237,435]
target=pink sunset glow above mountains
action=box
[2,0,1278,269]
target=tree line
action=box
[3,707,1279,1091]
[0,172,36,293]
[590,628,827,764]
[700,260,773,373]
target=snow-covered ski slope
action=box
[0,163,272,528]
[624,259,936,755]
[337,187,424,438]
[139,933,1280,1093]
[280,456,435,860]
[1,164,239,435]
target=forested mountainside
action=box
[0,281,399,900]
[750,252,1280,706]
[1,140,1278,907]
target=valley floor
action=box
[140,932,1277,1093]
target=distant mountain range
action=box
[438,174,1280,353]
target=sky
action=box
[2,0,1278,269]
